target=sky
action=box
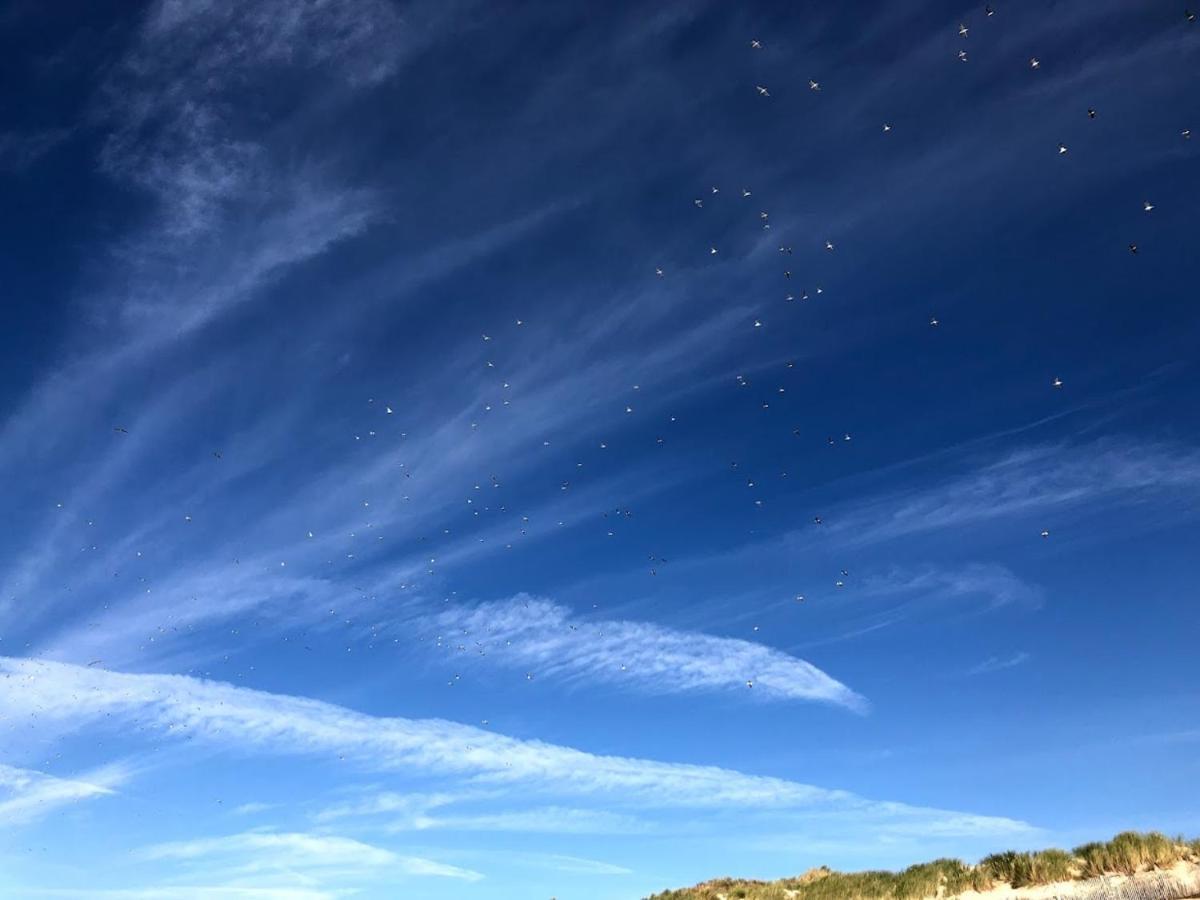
[0,0,1198,897]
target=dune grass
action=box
[645,831,1200,900]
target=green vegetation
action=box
[979,848,1074,887]
[645,831,1200,900]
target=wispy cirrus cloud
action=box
[27,889,344,900]
[0,656,1029,839]
[314,791,461,824]
[967,652,1031,676]
[791,564,1044,648]
[0,761,127,826]
[232,802,275,817]
[831,440,1200,546]
[531,853,632,876]
[135,830,482,882]
[401,805,649,836]
[135,831,394,866]
[427,595,867,711]
[857,564,1043,614]
[0,128,71,172]
[95,0,410,239]
[315,789,650,834]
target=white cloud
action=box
[870,809,1039,838]
[832,440,1200,546]
[852,564,1044,619]
[404,806,650,836]
[393,856,484,881]
[967,652,1031,676]
[0,656,1030,842]
[315,791,461,823]
[232,802,275,816]
[96,0,409,237]
[533,854,632,876]
[316,790,649,834]
[21,827,474,897]
[0,762,126,826]
[134,829,483,884]
[29,888,348,900]
[136,831,395,867]
[429,595,867,711]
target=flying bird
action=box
[809,79,821,91]
[756,85,770,96]
[958,23,969,36]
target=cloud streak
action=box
[428,595,867,711]
[0,656,1028,838]
[967,652,1031,676]
[832,440,1200,546]
[135,830,482,882]
[0,762,126,826]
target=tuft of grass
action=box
[1074,831,1189,878]
[646,831,1200,900]
[1030,849,1076,883]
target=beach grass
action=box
[645,831,1200,900]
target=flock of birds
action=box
[413,9,1194,689]
[66,6,1200,700]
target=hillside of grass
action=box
[646,831,1200,900]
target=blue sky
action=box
[0,0,1198,897]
